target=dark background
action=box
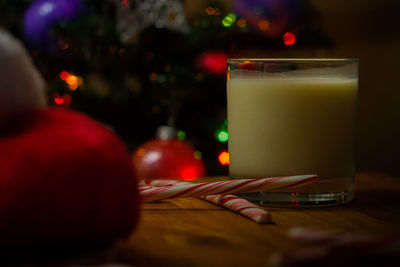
[311,0,400,176]
[1,0,399,176]
[198,0,400,176]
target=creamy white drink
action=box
[227,61,358,200]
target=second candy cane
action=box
[144,179,272,224]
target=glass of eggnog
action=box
[227,59,358,206]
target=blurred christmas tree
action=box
[0,0,331,175]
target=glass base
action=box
[236,190,354,207]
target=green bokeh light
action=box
[222,13,237,27]
[177,130,186,140]
[194,150,203,159]
[217,130,229,142]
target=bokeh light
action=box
[177,130,186,140]
[54,96,64,105]
[59,70,69,80]
[193,150,202,159]
[218,151,229,165]
[149,72,158,83]
[197,51,228,75]
[120,0,128,8]
[283,32,296,45]
[53,93,71,106]
[66,75,78,90]
[236,18,247,28]
[59,70,80,90]
[222,13,237,27]
[216,130,229,142]
[205,6,221,16]
[258,19,270,31]
[181,167,198,180]
[136,148,146,157]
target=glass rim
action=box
[227,58,358,64]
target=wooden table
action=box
[27,172,398,266]
[107,172,400,266]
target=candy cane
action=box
[201,194,271,223]
[139,174,316,202]
[270,228,400,266]
[141,179,271,223]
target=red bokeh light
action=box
[53,93,71,106]
[54,97,65,105]
[283,32,296,46]
[120,0,128,7]
[59,70,69,80]
[196,51,229,75]
[180,167,198,181]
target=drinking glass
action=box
[227,59,358,206]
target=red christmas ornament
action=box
[133,126,206,181]
[0,108,140,251]
[0,30,139,252]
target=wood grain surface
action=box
[109,172,400,267]
[16,172,399,266]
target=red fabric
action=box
[0,108,140,250]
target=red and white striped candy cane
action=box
[142,179,272,223]
[139,174,317,202]
[143,179,183,187]
[201,194,271,223]
[270,228,400,266]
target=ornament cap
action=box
[156,126,177,140]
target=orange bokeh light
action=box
[136,148,146,157]
[258,20,270,31]
[66,75,78,90]
[218,151,229,165]
[205,6,221,15]
[60,71,80,90]
[237,18,247,28]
